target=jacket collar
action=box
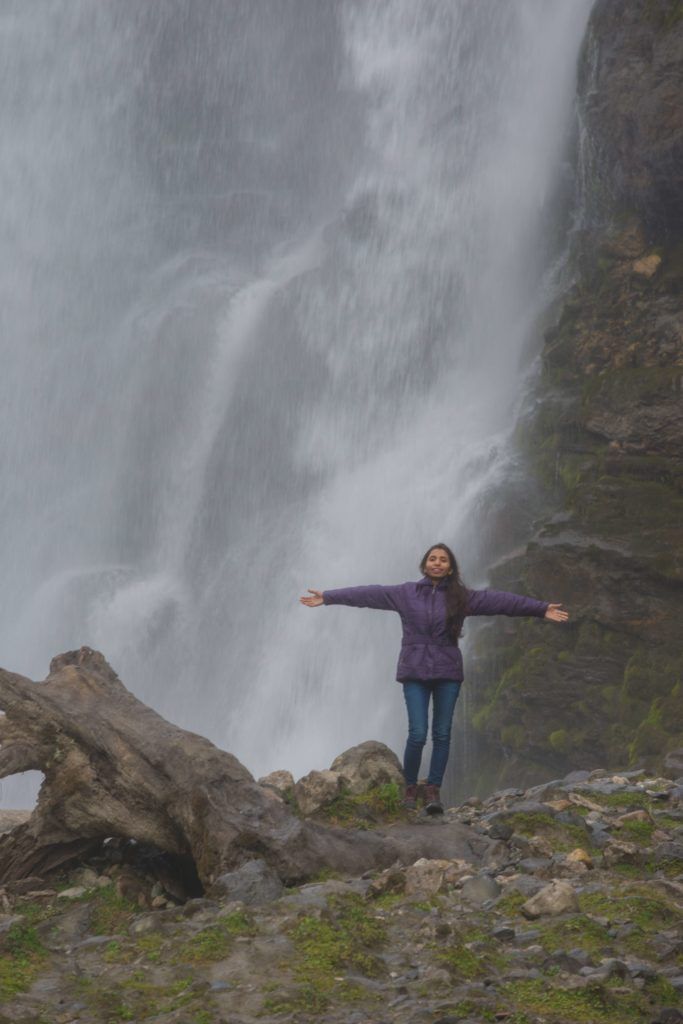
[416,576,449,590]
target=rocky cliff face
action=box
[467,0,683,791]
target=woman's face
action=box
[423,547,451,580]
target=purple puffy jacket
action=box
[323,577,548,682]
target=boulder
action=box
[258,769,295,798]
[294,769,343,815]
[210,858,284,905]
[404,858,452,897]
[330,740,404,795]
[521,880,579,919]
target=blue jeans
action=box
[402,680,461,787]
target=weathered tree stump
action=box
[0,648,402,887]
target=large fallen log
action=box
[0,648,417,888]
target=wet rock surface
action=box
[466,0,683,791]
[1,767,681,1023]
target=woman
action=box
[300,542,568,814]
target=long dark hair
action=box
[419,542,469,640]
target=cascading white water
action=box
[0,1,593,806]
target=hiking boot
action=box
[402,784,419,810]
[424,784,443,815]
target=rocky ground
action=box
[1,760,681,1024]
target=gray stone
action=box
[543,951,586,974]
[555,810,588,829]
[503,800,558,817]
[211,858,284,905]
[502,875,545,898]
[71,867,105,889]
[521,879,579,919]
[329,740,404,795]
[514,929,542,946]
[129,913,168,936]
[510,833,534,856]
[73,934,117,949]
[279,879,367,911]
[488,820,513,840]
[587,822,611,847]
[180,898,220,917]
[460,874,501,904]
[625,960,657,980]
[567,947,594,967]
[481,839,512,870]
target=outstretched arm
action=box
[467,588,568,621]
[299,584,402,611]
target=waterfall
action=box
[0,1,593,806]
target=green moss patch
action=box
[104,932,165,965]
[538,914,613,956]
[176,910,253,963]
[90,887,139,935]
[0,921,48,1000]
[578,790,649,810]
[579,885,677,926]
[433,930,506,980]
[499,977,665,1024]
[579,884,682,958]
[263,893,386,1014]
[505,810,592,852]
[74,972,203,1022]
[320,782,405,826]
[493,889,528,917]
[616,819,655,844]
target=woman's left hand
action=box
[545,603,569,622]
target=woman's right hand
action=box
[300,589,324,607]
